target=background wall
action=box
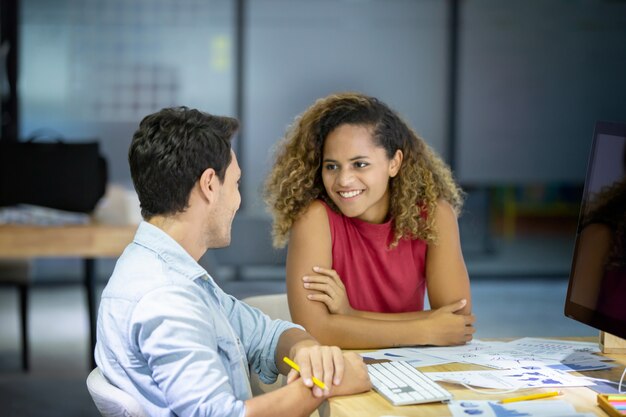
[19,0,235,185]
[10,0,626,279]
[457,0,626,184]
[17,0,626,211]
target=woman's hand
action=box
[303,266,354,315]
[426,299,476,346]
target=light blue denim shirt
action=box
[95,221,301,417]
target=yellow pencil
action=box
[282,356,327,390]
[500,391,561,404]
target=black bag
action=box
[0,138,107,213]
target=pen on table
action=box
[500,391,561,404]
[282,356,327,390]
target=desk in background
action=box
[0,223,136,369]
[325,340,626,417]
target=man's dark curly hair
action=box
[129,106,238,220]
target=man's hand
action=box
[327,351,371,398]
[287,340,344,397]
[287,341,371,398]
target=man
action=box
[94,107,370,417]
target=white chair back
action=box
[86,367,148,417]
[242,293,291,321]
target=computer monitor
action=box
[564,121,626,340]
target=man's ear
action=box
[389,149,403,178]
[198,168,219,202]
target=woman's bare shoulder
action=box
[294,200,329,225]
[433,199,458,223]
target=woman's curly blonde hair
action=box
[264,92,464,248]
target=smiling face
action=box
[321,124,402,224]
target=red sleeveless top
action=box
[321,200,427,313]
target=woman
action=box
[265,92,475,349]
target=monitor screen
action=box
[565,121,626,340]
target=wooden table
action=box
[323,340,626,417]
[0,223,136,369]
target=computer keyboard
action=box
[367,360,453,406]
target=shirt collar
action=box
[133,221,209,282]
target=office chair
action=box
[242,294,321,416]
[0,260,31,371]
[243,293,292,322]
[242,293,291,395]
[86,367,148,417]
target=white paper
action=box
[360,348,451,367]
[502,338,599,361]
[427,367,595,389]
[448,400,581,417]
[408,338,610,372]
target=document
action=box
[360,348,450,367]
[427,366,595,389]
[363,337,613,379]
[410,338,612,372]
[447,400,594,417]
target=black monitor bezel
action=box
[564,121,626,340]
